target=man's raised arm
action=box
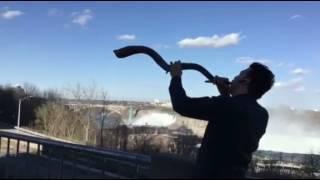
[168,61,229,121]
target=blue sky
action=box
[0,2,320,109]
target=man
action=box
[169,61,275,178]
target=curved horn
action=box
[113,45,216,82]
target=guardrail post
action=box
[134,156,140,178]
[37,143,41,156]
[26,141,30,154]
[71,150,76,178]
[16,139,20,156]
[47,146,52,179]
[59,149,64,179]
[101,158,106,177]
[35,143,41,177]
[6,138,10,156]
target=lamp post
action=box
[17,95,32,128]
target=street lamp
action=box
[17,95,32,128]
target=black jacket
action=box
[169,76,268,177]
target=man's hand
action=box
[214,76,231,96]
[170,61,182,78]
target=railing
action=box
[0,131,151,179]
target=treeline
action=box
[0,82,110,144]
[0,83,60,127]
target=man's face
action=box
[230,68,251,95]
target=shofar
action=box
[113,45,219,84]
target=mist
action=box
[259,106,320,154]
[131,112,176,127]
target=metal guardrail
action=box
[0,131,151,178]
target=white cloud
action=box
[274,82,283,87]
[71,9,93,27]
[235,57,271,65]
[1,10,23,19]
[315,90,320,94]
[274,78,305,92]
[178,33,241,48]
[48,8,63,16]
[293,86,305,92]
[291,68,309,75]
[274,78,303,88]
[290,14,302,20]
[117,34,136,41]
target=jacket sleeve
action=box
[169,76,230,121]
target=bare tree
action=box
[63,82,108,144]
[23,82,41,97]
[34,82,108,144]
[99,90,108,148]
[42,88,61,101]
[82,82,98,144]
